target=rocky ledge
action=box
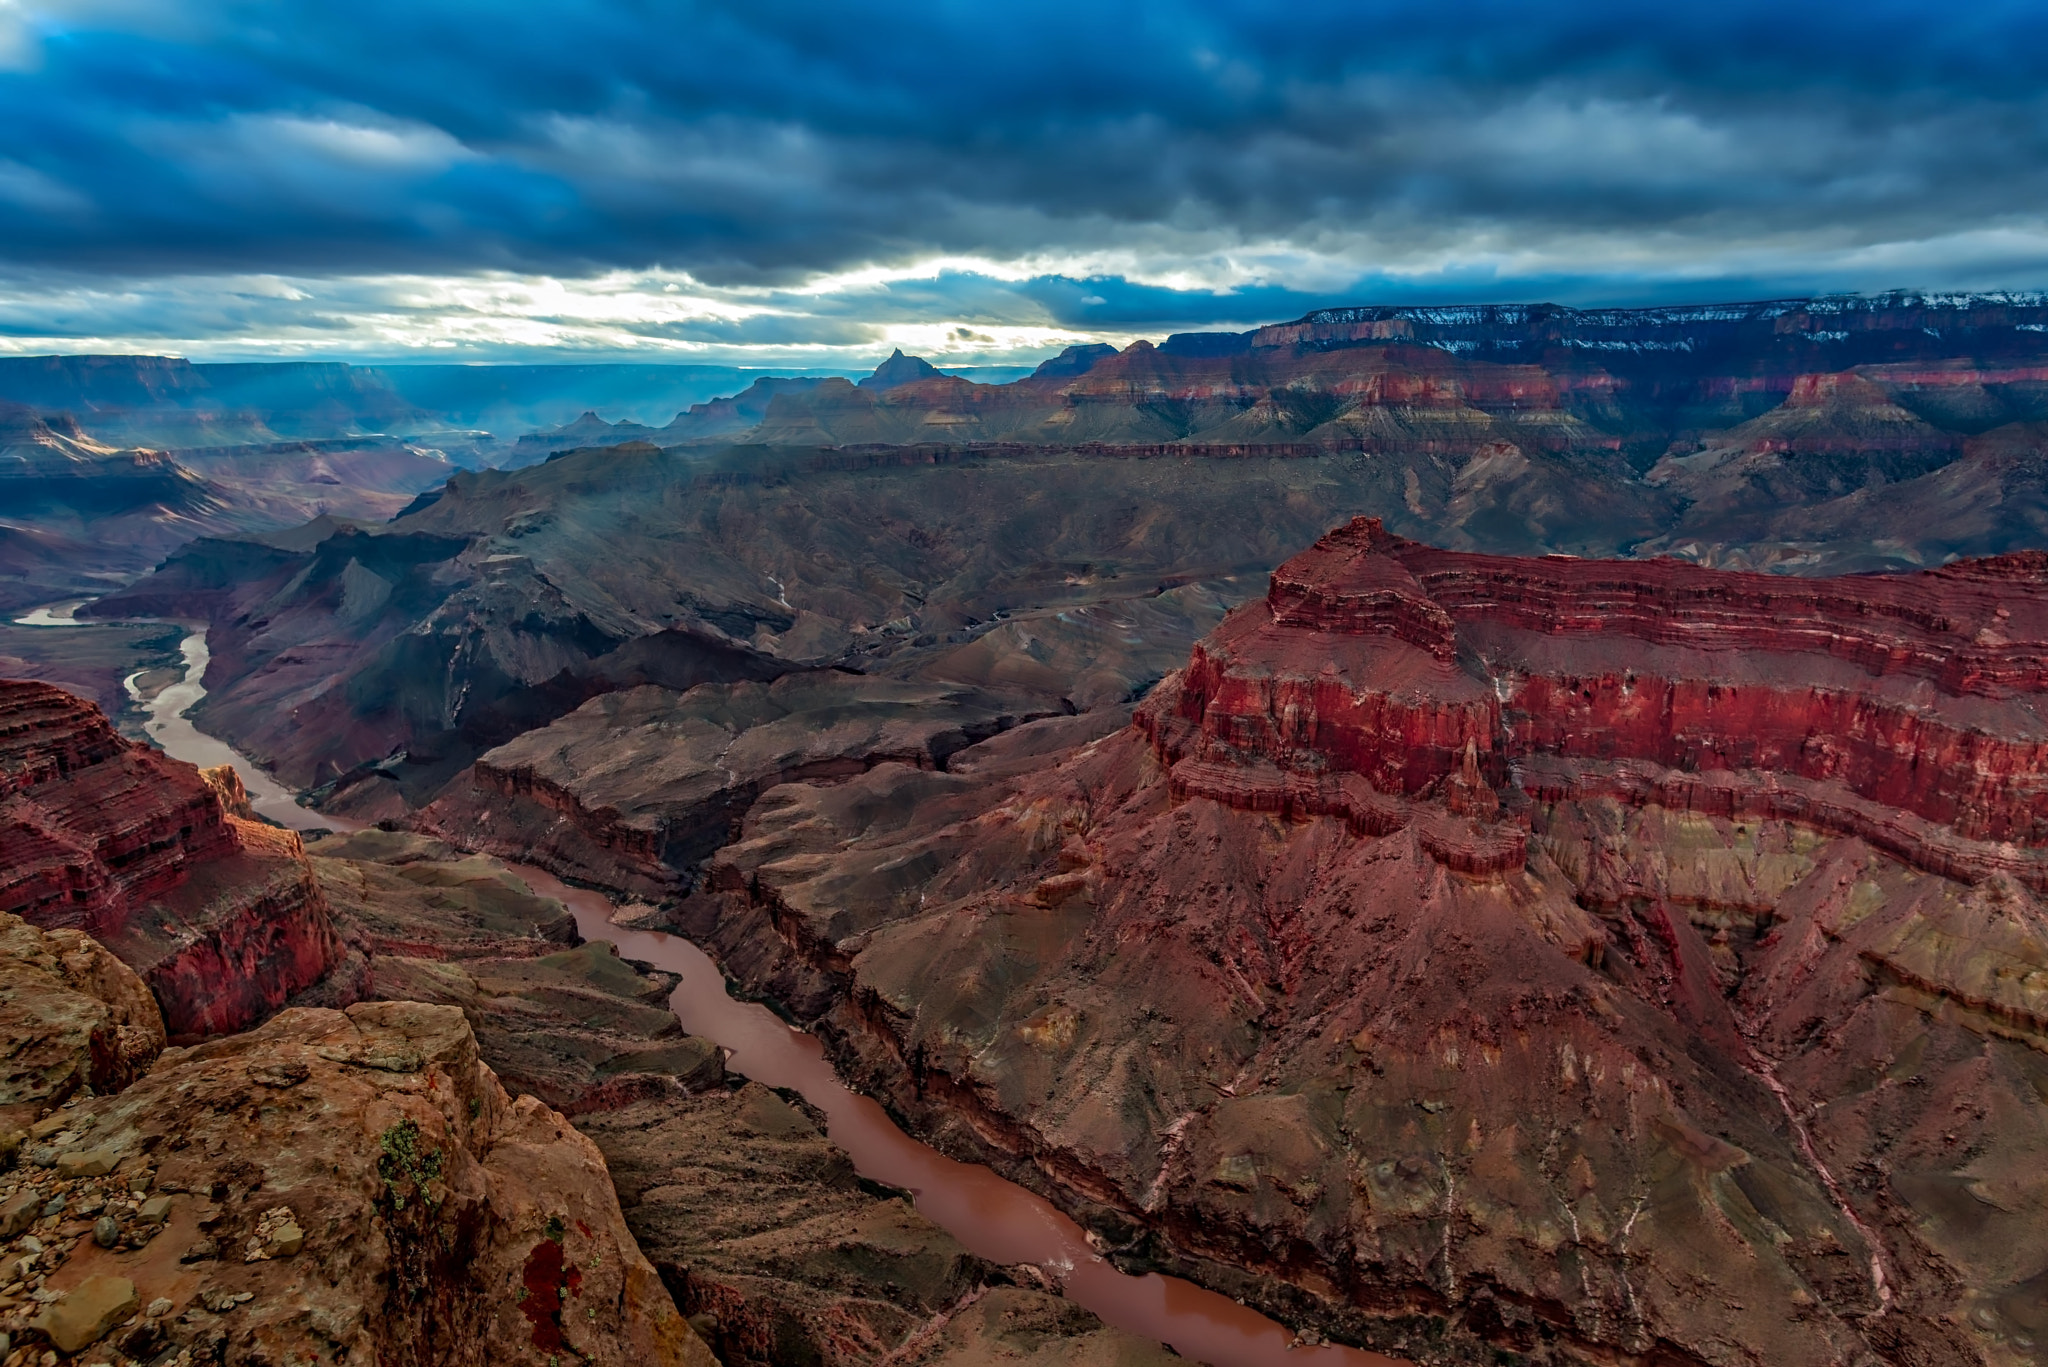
[0,681,342,1039]
[0,909,714,1366]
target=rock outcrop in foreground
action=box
[0,680,342,1039]
[0,912,164,1138]
[0,910,714,1366]
[668,524,2048,1367]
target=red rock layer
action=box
[0,678,342,1036]
[1153,517,2048,873]
[0,683,239,930]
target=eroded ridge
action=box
[1148,516,2048,876]
[0,679,342,1038]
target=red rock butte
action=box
[1141,516,2048,885]
[0,679,341,1038]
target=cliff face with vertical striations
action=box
[648,523,2048,1367]
[0,679,343,1038]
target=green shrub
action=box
[377,1118,445,1212]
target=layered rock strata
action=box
[56,290,2048,798]
[0,680,342,1038]
[649,531,2048,1367]
[1150,516,2048,873]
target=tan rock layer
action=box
[0,910,165,1138]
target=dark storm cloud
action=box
[1,0,2047,363]
[4,0,2047,286]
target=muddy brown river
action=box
[135,623,1396,1367]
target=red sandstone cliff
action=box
[0,679,342,1038]
[1153,517,2048,872]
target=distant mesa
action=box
[0,400,104,449]
[659,375,829,444]
[1029,342,1118,378]
[1156,330,1254,358]
[692,290,2048,469]
[857,348,945,391]
[0,402,197,501]
[508,409,664,462]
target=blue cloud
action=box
[2,0,2047,357]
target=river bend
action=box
[135,624,1392,1367]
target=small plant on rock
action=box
[374,1117,460,1308]
[376,1118,444,1212]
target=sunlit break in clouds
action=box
[5,0,2048,363]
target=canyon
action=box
[410,518,2048,1367]
[0,660,1209,1365]
[57,291,2048,814]
[0,400,459,617]
[7,291,2048,1366]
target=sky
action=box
[3,0,2048,366]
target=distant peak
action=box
[858,349,944,392]
[541,411,617,434]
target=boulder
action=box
[30,1272,136,1351]
[0,910,164,1138]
